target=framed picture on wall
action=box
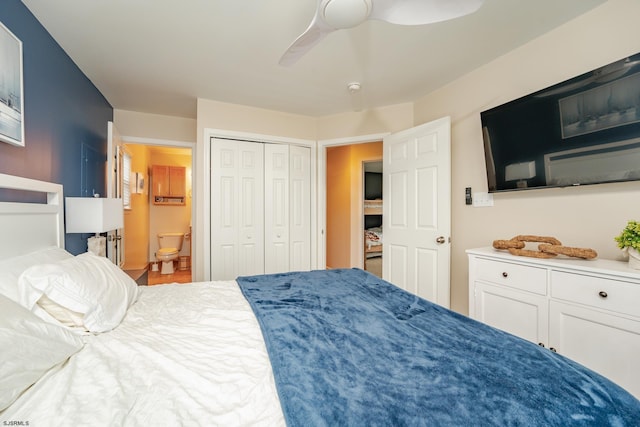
[0,20,24,147]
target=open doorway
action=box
[121,144,193,285]
[363,161,382,278]
[325,141,382,271]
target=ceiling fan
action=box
[279,0,485,66]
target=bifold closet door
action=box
[264,144,290,274]
[289,145,311,272]
[264,144,311,273]
[211,138,264,280]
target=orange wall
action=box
[348,142,383,266]
[326,141,382,268]
[326,146,352,268]
[123,144,151,270]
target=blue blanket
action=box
[237,269,640,426]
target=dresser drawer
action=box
[474,258,547,295]
[550,271,640,318]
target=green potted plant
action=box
[614,220,640,269]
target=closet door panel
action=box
[211,139,264,279]
[265,144,290,274]
[219,244,236,280]
[238,145,264,276]
[211,141,239,280]
[290,145,311,271]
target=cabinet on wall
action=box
[210,138,311,280]
[468,247,640,398]
[152,165,185,205]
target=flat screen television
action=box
[364,172,383,200]
[480,51,640,192]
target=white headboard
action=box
[0,173,64,259]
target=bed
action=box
[364,227,382,256]
[1,173,640,426]
[364,199,383,258]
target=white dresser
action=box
[467,247,640,398]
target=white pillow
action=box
[0,246,73,302]
[19,252,139,333]
[37,294,86,329]
[0,294,84,411]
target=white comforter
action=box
[3,281,285,426]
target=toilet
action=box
[157,232,184,274]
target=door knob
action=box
[436,236,446,244]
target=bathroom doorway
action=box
[121,143,194,285]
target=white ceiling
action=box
[22,0,605,119]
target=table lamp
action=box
[65,197,124,256]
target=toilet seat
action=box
[158,248,178,257]
[157,248,179,274]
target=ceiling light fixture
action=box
[323,0,372,29]
[347,82,361,93]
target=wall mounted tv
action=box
[481,52,640,192]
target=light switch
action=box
[473,192,494,207]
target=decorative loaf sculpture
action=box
[492,235,597,260]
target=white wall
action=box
[114,110,196,142]
[413,0,640,314]
[317,103,414,140]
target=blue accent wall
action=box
[0,1,113,254]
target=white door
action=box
[289,145,311,272]
[211,138,264,280]
[264,144,290,274]
[106,121,124,266]
[383,117,451,307]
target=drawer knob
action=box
[598,291,608,298]
[502,272,508,278]
[537,343,545,348]
[550,347,557,353]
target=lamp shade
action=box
[505,161,536,181]
[65,197,124,233]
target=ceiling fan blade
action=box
[279,0,484,66]
[370,0,484,25]
[279,2,336,66]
